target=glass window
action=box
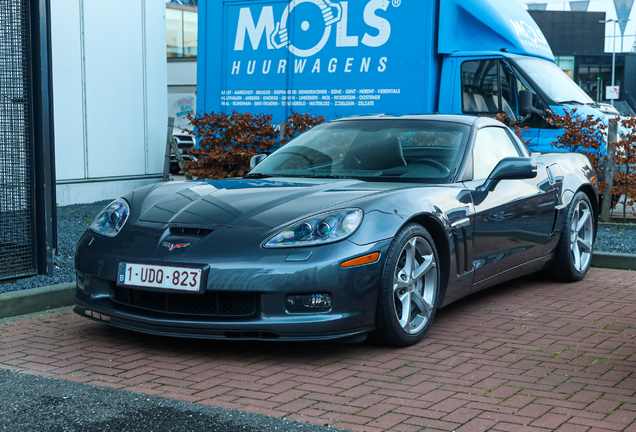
[167,0,198,5]
[556,56,575,79]
[183,11,198,57]
[462,60,521,121]
[461,60,499,114]
[166,7,197,58]
[514,58,594,104]
[166,9,184,58]
[473,127,521,181]
[500,62,518,121]
[250,120,471,183]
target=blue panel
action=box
[614,0,634,35]
[203,0,440,124]
[569,2,590,12]
[438,0,554,62]
[531,105,610,154]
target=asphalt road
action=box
[0,369,338,432]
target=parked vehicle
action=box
[198,0,618,152]
[170,129,196,174]
[75,115,598,346]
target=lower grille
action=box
[112,287,258,317]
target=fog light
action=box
[286,294,332,313]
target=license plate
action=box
[117,263,202,292]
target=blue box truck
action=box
[197,0,618,152]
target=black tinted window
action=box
[251,120,471,183]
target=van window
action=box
[461,60,499,114]
[462,60,518,121]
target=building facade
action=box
[166,0,197,131]
[51,0,168,205]
[521,0,636,113]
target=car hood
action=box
[137,178,409,229]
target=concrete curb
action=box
[599,222,636,229]
[591,252,636,271]
[0,283,75,320]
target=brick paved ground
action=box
[2,268,636,432]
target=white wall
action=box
[50,0,84,182]
[50,0,168,204]
[167,60,197,86]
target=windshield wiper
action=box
[243,173,274,179]
[296,174,350,179]
[244,173,349,180]
[559,100,605,109]
[557,100,585,106]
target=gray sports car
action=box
[75,115,598,346]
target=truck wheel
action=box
[548,192,595,281]
[373,224,440,347]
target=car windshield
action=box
[249,120,469,183]
[514,58,595,105]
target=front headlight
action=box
[90,198,130,237]
[264,209,363,248]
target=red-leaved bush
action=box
[497,109,636,217]
[550,109,607,189]
[614,117,636,220]
[185,110,325,179]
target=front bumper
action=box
[74,226,392,341]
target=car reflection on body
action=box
[75,115,597,346]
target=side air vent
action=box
[170,227,213,236]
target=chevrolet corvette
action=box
[75,115,598,346]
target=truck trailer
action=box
[197,0,617,151]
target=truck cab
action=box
[441,52,619,151]
[434,0,618,152]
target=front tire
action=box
[548,191,595,281]
[373,224,440,347]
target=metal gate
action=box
[0,0,36,280]
[0,0,56,281]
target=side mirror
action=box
[518,90,534,117]
[479,157,537,192]
[250,154,267,169]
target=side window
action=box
[461,60,521,121]
[472,128,521,180]
[500,62,518,121]
[461,60,499,115]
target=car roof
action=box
[329,114,504,128]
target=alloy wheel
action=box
[570,199,593,272]
[393,236,437,334]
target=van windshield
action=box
[248,120,470,184]
[514,58,595,105]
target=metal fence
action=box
[0,0,37,280]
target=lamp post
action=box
[600,18,630,106]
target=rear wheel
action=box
[373,224,440,347]
[548,192,595,281]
